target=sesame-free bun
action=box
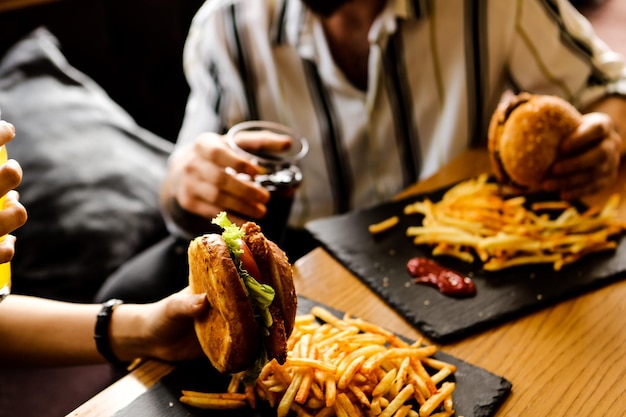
[488,93,582,191]
[188,234,260,374]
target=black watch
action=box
[94,298,127,368]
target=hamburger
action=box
[188,212,297,379]
[487,92,582,193]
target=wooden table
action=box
[68,149,626,417]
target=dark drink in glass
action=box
[227,121,308,244]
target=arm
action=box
[0,291,208,367]
[506,1,626,198]
[161,2,275,237]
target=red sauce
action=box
[406,257,476,298]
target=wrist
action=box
[163,195,219,238]
[94,299,130,368]
[107,303,148,364]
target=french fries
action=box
[369,216,400,235]
[181,307,457,416]
[404,174,626,271]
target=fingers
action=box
[232,130,293,153]
[179,292,209,317]
[0,159,23,195]
[172,133,271,221]
[0,191,27,236]
[543,113,621,199]
[0,235,17,264]
[0,120,16,147]
[196,132,259,178]
[558,112,611,154]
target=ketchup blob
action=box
[406,257,476,298]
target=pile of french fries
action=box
[404,174,626,271]
[180,306,457,416]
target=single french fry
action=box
[277,372,304,417]
[372,368,397,397]
[430,366,453,385]
[295,369,314,404]
[348,385,372,409]
[290,402,315,417]
[245,383,256,409]
[325,376,337,408]
[314,406,336,417]
[336,392,361,417]
[180,391,247,400]
[286,357,337,374]
[369,215,400,234]
[422,357,456,372]
[419,382,456,417]
[378,384,415,417]
[226,372,242,393]
[393,404,414,417]
[179,395,247,409]
[370,396,383,415]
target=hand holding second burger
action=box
[545,111,622,200]
[488,92,622,200]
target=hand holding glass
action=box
[226,121,308,244]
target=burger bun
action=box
[488,92,582,192]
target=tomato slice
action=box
[239,240,263,282]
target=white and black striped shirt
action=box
[177,0,626,228]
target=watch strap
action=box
[94,298,127,368]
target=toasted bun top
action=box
[488,93,582,190]
[241,222,297,364]
[188,234,260,374]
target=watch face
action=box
[105,298,124,308]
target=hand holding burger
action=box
[547,110,621,199]
[488,92,622,199]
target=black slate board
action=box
[115,297,511,417]
[305,183,626,344]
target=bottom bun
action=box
[188,234,260,374]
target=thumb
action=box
[182,292,209,316]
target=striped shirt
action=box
[177,0,626,229]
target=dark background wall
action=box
[0,0,205,142]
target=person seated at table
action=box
[95,0,625,303]
[0,119,208,367]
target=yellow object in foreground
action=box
[0,144,10,300]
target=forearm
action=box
[0,295,156,367]
[584,95,626,155]
[0,295,103,367]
